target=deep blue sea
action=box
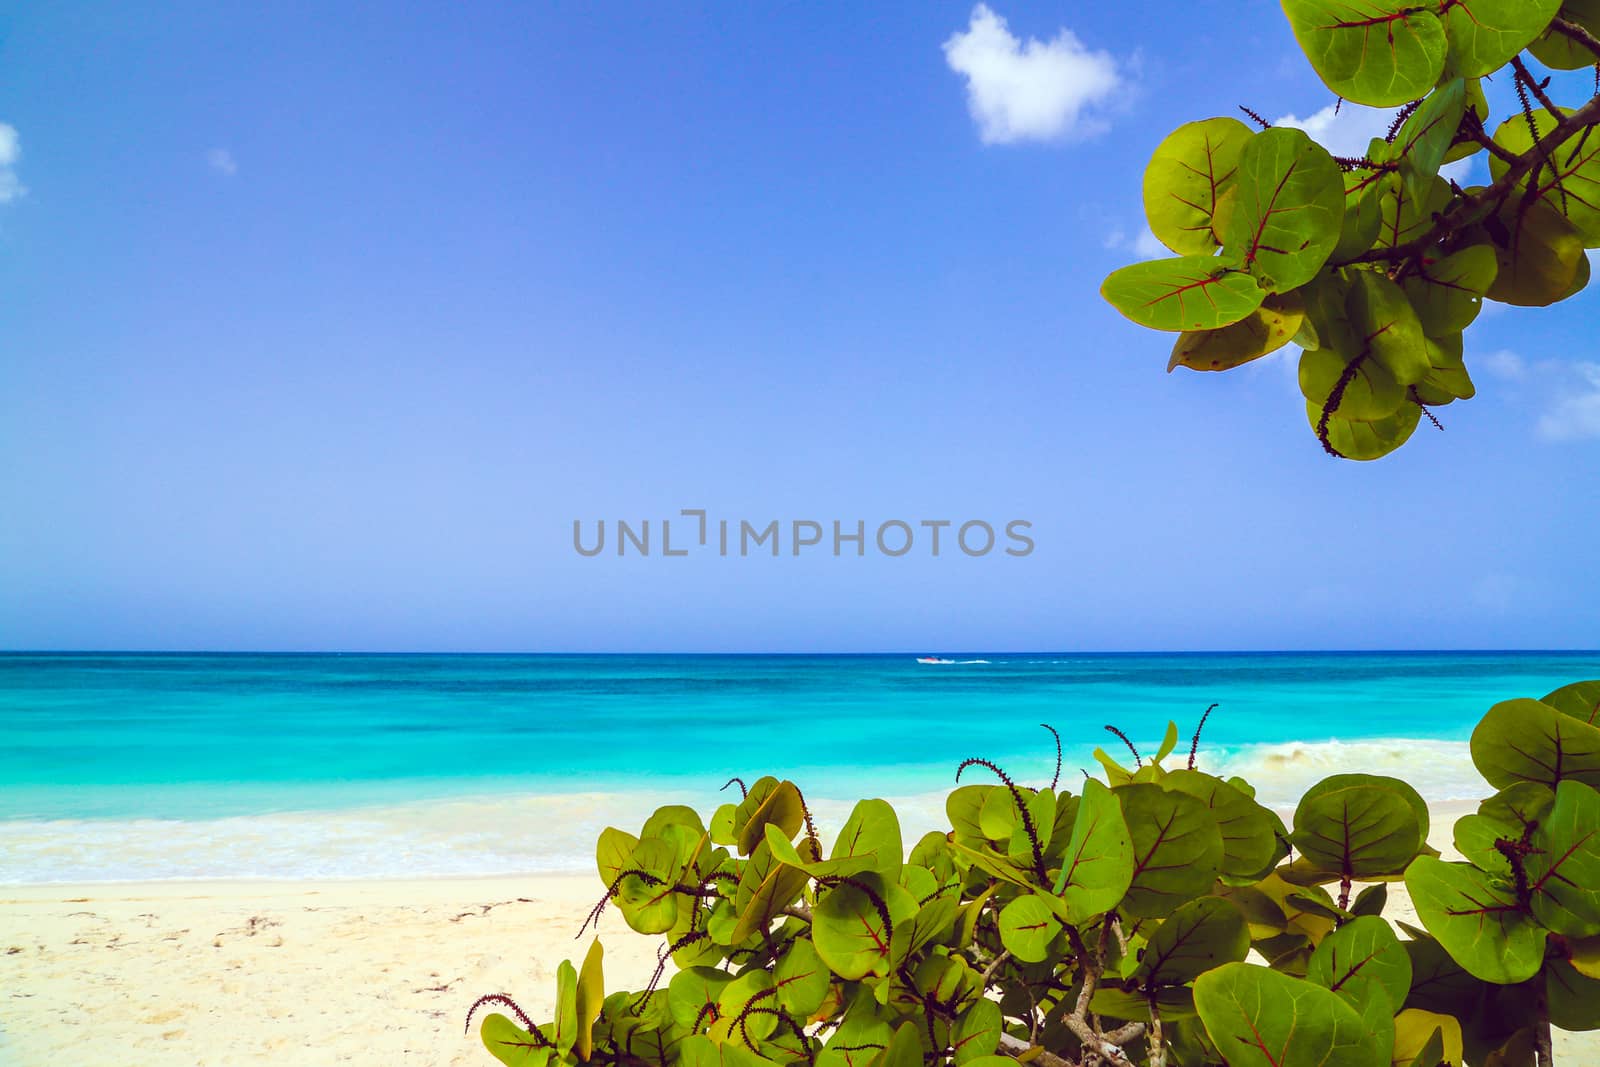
[2,651,1596,883]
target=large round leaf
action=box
[1282,0,1447,107]
[1165,769,1285,882]
[1291,773,1428,880]
[773,938,831,1018]
[1222,127,1345,292]
[1306,915,1412,1013]
[616,837,683,934]
[1118,782,1224,918]
[1483,197,1588,306]
[951,999,1003,1064]
[812,872,915,980]
[1491,109,1600,246]
[481,1014,555,1067]
[1310,399,1422,460]
[1400,243,1497,335]
[998,892,1063,963]
[1168,293,1304,372]
[1391,1009,1464,1067]
[667,967,734,1030]
[734,777,806,856]
[1548,957,1600,1031]
[1300,343,1406,421]
[1404,857,1547,983]
[1194,962,1374,1067]
[831,798,903,879]
[731,838,812,943]
[1051,778,1133,922]
[1135,896,1250,987]
[1143,117,1256,255]
[1526,780,1600,936]
[1543,679,1600,728]
[1101,256,1266,332]
[1440,0,1563,77]
[1530,0,1600,68]
[1471,697,1600,790]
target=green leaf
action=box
[1470,697,1600,790]
[710,970,778,1050]
[1404,857,1547,983]
[1547,956,1600,1031]
[1222,127,1345,292]
[481,1014,554,1067]
[998,892,1063,963]
[575,938,604,1061]
[597,826,640,889]
[1194,962,1374,1067]
[1306,915,1412,1013]
[1281,0,1447,107]
[1135,895,1250,986]
[1332,150,1392,262]
[553,959,579,1052]
[813,872,914,980]
[1165,769,1285,882]
[1526,780,1600,936]
[1401,244,1498,335]
[1491,108,1600,246]
[1543,679,1600,727]
[1101,256,1266,332]
[615,837,682,935]
[1051,778,1133,922]
[1440,0,1563,77]
[832,799,904,880]
[667,967,733,1029]
[1309,399,1422,460]
[1411,333,1475,407]
[1483,197,1587,306]
[946,785,990,844]
[872,1022,923,1067]
[816,992,893,1067]
[951,999,1002,1064]
[774,938,831,1018]
[1143,117,1256,255]
[1452,782,1555,875]
[1291,773,1428,880]
[731,838,812,943]
[1530,0,1600,68]
[1118,782,1224,918]
[735,777,807,856]
[1391,1009,1463,1067]
[1394,80,1466,204]
[1300,343,1406,422]
[1168,292,1304,372]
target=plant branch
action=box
[1513,56,1566,121]
[997,1032,1078,1067]
[1334,92,1600,274]
[1552,17,1600,63]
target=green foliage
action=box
[1102,3,1600,460]
[470,681,1600,1067]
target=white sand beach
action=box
[2,803,1595,1065]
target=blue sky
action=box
[1,1,1597,652]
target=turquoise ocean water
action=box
[2,651,1596,883]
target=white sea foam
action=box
[0,739,1481,884]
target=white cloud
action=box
[1480,350,1527,380]
[1536,362,1600,442]
[943,5,1121,145]
[206,148,238,176]
[1273,102,1474,183]
[0,123,25,203]
[1133,225,1165,258]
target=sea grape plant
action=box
[1100,2,1600,460]
[468,680,1600,1067]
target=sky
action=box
[1,1,1597,653]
